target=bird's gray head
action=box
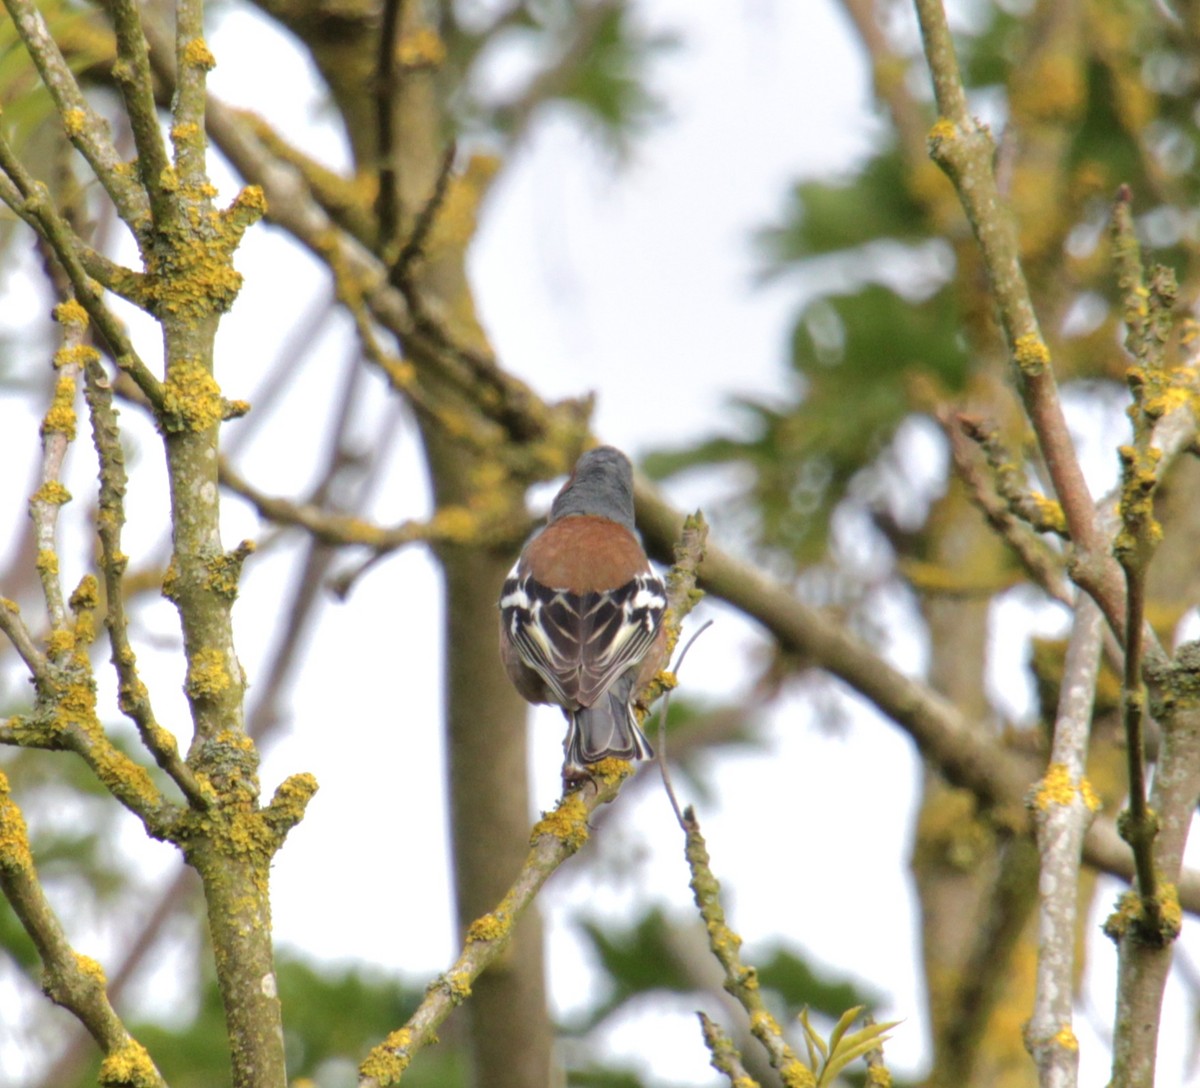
[549,446,635,530]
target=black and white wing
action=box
[499,571,666,708]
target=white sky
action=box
[1,2,1199,1086]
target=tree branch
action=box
[1027,595,1104,1087]
[357,765,632,1087]
[1,0,152,236]
[0,772,169,1088]
[912,0,1141,656]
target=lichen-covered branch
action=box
[30,299,86,633]
[83,350,212,810]
[357,765,631,1087]
[684,807,813,1087]
[220,456,530,556]
[0,772,168,1088]
[0,126,163,410]
[699,1011,762,1088]
[1026,595,1104,1088]
[1105,645,1200,1087]
[632,475,1200,914]
[1109,187,1175,930]
[107,0,171,219]
[942,409,1071,606]
[1,0,151,235]
[912,0,1138,654]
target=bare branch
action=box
[0,772,169,1088]
[83,355,213,810]
[1027,595,1104,1088]
[699,1011,762,1088]
[684,806,809,1081]
[1,0,152,236]
[912,0,1138,654]
[357,765,632,1087]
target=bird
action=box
[498,446,668,780]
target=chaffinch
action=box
[499,446,668,780]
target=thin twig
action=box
[0,128,163,409]
[107,0,171,219]
[83,355,212,810]
[912,0,1138,653]
[631,474,1200,913]
[0,0,151,233]
[30,300,86,634]
[684,806,810,1083]
[657,618,714,830]
[698,1011,762,1088]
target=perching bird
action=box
[499,446,668,779]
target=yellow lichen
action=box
[170,122,200,144]
[35,549,59,576]
[866,1067,893,1087]
[445,970,472,1002]
[397,27,446,67]
[928,117,957,145]
[53,343,100,369]
[1079,776,1101,812]
[587,757,636,786]
[382,358,416,389]
[466,912,509,943]
[53,299,89,328]
[359,1028,413,1081]
[161,362,224,432]
[779,1059,818,1088]
[41,373,78,439]
[749,1008,784,1039]
[1142,384,1192,420]
[1053,1025,1079,1051]
[206,549,252,600]
[429,505,478,543]
[1157,882,1183,940]
[426,155,500,255]
[74,952,107,985]
[267,773,319,834]
[62,108,86,137]
[0,772,34,872]
[233,184,268,217]
[186,648,231,700]
[1028,492,1067,535]
[181,37,216,70]
[531,792,589,850]
[1034,763,1076,809]
[32,480,72,506]
[1013,333,1051,376]
[45,628,76,658]
[73,610,95,650]
[98,1040,158,1088]
[70,574,99,612]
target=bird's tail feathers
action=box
[564,690,654,777]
